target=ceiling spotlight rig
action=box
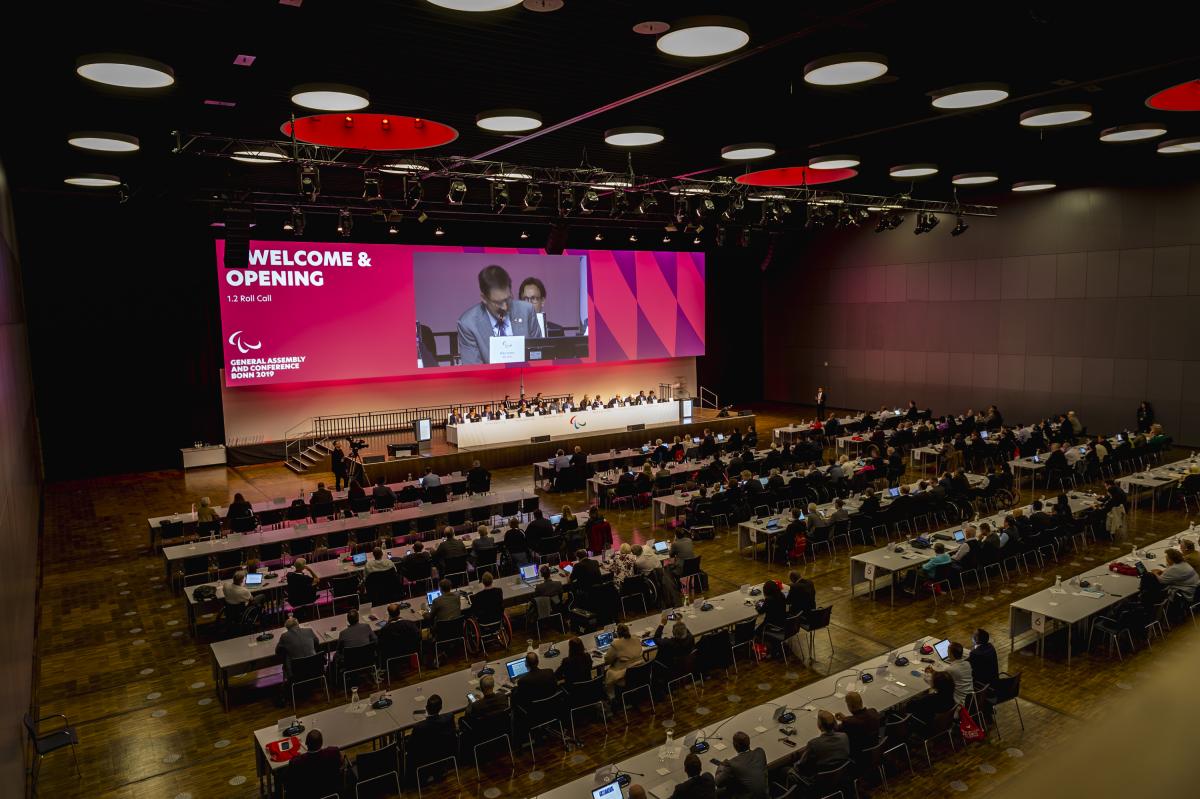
[180,132,995,234]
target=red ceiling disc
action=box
[281,113,459,150]
[735,166,857,187]
[1146,79,1200,111]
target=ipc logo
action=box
[227,330,262,354]
[569,415,587,430]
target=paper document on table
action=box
[651,782,675,799]
[489,335,526,364]
[881,683,906,697]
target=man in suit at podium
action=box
[457,265,537,365]
[518,276,566,338]
[815,386,827,419]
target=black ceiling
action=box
[4,0,1200,219]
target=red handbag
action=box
[1108,562,1139,576]
[958,707,985,743]
[265,736,301,762]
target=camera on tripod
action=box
[348,438,368,455]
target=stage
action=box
[334,407,754,482]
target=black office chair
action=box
[460,708,516,778]
[797,606,834,660]
[565,675,609,743]
[516,692,567,763]
[231,514,258,533]
[23,712,80,791]
[339,642,380,696]
[616,661,655,724]
[349,742,400,799]
[365,569,404,606]
[729,617,759,672]
[433,617,468,667]
[440,555,470,588]
[287,652,330,711]
[309,501,337,521]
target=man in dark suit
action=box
[525,509,555,551]
[511,652,558,710]
[408,694,457,783]
[834,692,881,758]
[330,443,347,492]
[967,628,1000,691]
[433,526,466,570]
[310,481,334,508]
[653,617,696,675]
[700,430,718,459]
[460,671,508,719]
[671,754,717,799]
[786,571,816,616]
[714,731,768,799]
[815,387,827,419]
[796,711,850,780]
[371,477,396,507]
[467,460,491,494]
[285,729,343,798]
[519,276,567,337]
[568,549,603,592]
[456,265,538,365]
[428,578,463,623]
[378,602,421,657]
[469,571,505,626]
[858,487,881,516]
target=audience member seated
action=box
[967,628,999,691]
[363,546,396,575]
[1150,548,1200,600]
[285,729,344,799]
[504,517,531,567]
[835,691,881,758]
[555,636,594,684]
[470,571,505,626]
[378,602,421,657]
[602,624,644,697]
[909,669,956,727]
[428,578,462,623]
[467,460,491,494]
[714,730,768,799]
[670,754,717,799]
[433,526,466,571]
[786,570,816,616]
[794,710,850,783]
[408,694,457,785]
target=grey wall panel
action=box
[1113,359,1148,400]
[1118,248,1153,297]
[1086,250,1119,297]
[1055,252,1087,298]
[1001,256,1029,300]
[762,184,1200,444]
[1051,356,1084,394]
[1152,246,1190,297]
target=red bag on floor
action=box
[959,707,985,743]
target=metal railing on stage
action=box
[282,394,574,468]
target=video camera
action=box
[348,438,368,455]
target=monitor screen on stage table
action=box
[216,241,705,386]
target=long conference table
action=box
[848,491,1100,606]
[161,489,536,580]
[1118,455,1196,514]
[534,634,946,799]
[736,474,992,565]
[206,517,673,708]
[448,401,680,448]
[147,473,468,544]
[1009,526,1196,665]
[252,584,767,797]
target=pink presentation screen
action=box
[215,241,705,387]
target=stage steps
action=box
[285,439,332,474]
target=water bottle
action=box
[665,730,674,758]
[351,687,359,706]
[1054,575,1061,589]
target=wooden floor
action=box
[31,402,1199,798]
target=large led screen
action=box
[216,242,705,386]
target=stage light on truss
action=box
[336,208,352,237]
[434,225,445,236]
[362,170,382,201]
[447,179,468,204]
[524,183,543,208]
[299,163,320,201]
[579,188,599,214]
[283,207,305,236]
